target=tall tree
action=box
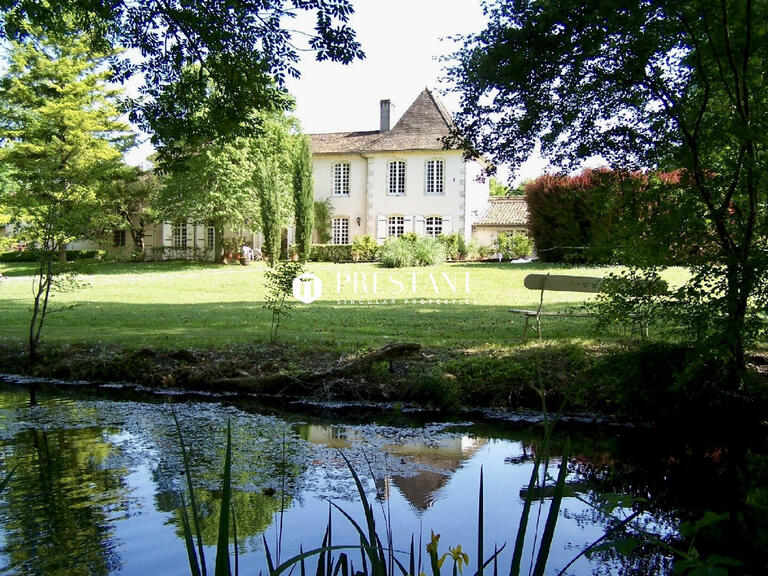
[0,32,133,360]
[256,157,285,267]
[102,166,160,261]
[292,136,314,262]
[447,0,767,385]
[0,0,364,156]
[157,110,298,263]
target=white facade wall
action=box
[314,150,484,244]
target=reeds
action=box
[172,411,574,576]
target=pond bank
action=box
[1,340,766,431]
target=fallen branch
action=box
[209,342,422,395]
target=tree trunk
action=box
[129,221,145,261]
[213,220,225,264]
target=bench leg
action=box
[523,315,530,343]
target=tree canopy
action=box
[0,0,364,154]
[448,0,767,382]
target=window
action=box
[172,221,188,248]
[333,163,350,196]
[387,161,406,195]
[425,216,443,237]
[387,215,405,238]
[206,225,215,248]
[113,229,126,247]
[425,160,444,194]
[332,217,349,244]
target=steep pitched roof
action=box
[309,89,456,155]
[474,197,529,227]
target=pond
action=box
[0,380,762,575]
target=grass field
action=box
[0,260,690,352]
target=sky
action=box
[126,0,551,183]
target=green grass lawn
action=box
[0,260,690,352]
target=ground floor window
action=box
[425,216,442,237]
[206,225,215,248]
[172,222,188,247]
[332,217,349,244]
[387,215,405,238]
[113,229,126,247]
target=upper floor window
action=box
[425,216,443,237]
[332,217,349,244]
[113,229,126,247]
[172,221,188,248]
[333,163,350,196]
[387,161,406,195]
[425,160,444,194]
[387,215,405,238]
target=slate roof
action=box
[474,197,529,227]
[309,89,456,155]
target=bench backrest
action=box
[524,273,603,293]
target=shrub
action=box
[0,249,105,262]
[380,236,446,268]
[379,237,414,268]
[497,232,534,260]
[436,233,468,260]
[350,234,380,261]
[411,236,446,266]
[309,244,353,262]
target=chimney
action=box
[380,99,392,132]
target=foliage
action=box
[0,0,364,158]
[350,235,380,261]
[256,157,286,267]
[309,244,354,263]
[263,261,304,342]
[0,250,105,262]
[313,200,333,243]
[488,177,510,197]
[447,0,768,386]
[496,233,533,260]
[100,166,160,261]
[292,136,314,262]
[525,170,709,264]
[587,268,669,341]
[380,236,446,268]
[0,31,132,360]
[157,110,298,263]
[436,233,468,261]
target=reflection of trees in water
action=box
[151,417,310,549]
[0,427,129,576]
[565,439,768,575]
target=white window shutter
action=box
[377,215,387,243]
[404,214,414,232]
[162,222,171,245]
[442,215,453,234]
[415,215,426,235]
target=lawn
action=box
[0,260,690,352]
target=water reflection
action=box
[1,382,763,575]
[0,426,129,575]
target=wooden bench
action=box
[509,273,604,342]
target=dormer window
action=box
[425,160,444,194]
[333,162,350,196]
[387,161,406,195]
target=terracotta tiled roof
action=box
[474,197,529,227]
[309,89,456,155]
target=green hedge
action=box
[0,249,105,262]
[309,244,354,262]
